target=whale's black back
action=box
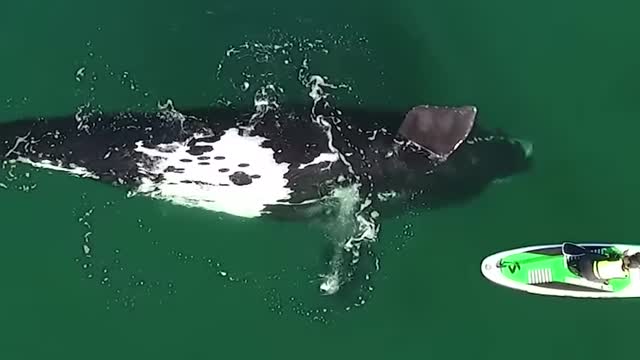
[0,102,532,220]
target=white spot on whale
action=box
[132,127,293,218]
[15,157,100,179]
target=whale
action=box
[0,98,533,294]
[0,101,532,216]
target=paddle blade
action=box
[562,242,587,256]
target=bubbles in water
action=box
[213,30,367,115]
[319,272,341,295]
[0,160,38,193]
[71,196,180,311]
[75,67,86,82]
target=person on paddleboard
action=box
[576,250,640,284]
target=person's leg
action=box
[577,256,598,281]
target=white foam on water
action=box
[132,127,294,218]
[296,68,382,296]
[298,152,340,170]
[377,190,399,202]
[318,183,380,295]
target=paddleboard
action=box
[481,242,640,298]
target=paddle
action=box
[562,242,588,257]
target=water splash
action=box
[196,32,386,318]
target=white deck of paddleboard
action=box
[481,243,640,298]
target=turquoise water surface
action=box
[2,1,640,359]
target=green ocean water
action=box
[1,1,640,359]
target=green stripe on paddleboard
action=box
[498,248,632,292]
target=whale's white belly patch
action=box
[132,127,297,218]
[9,127,341,218]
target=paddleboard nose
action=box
[480,254,501,282]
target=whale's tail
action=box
[0,112,162,185]
[0,115,115,186]
[0,114,95,166]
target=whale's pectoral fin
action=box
[397,105,477,160]
[318,188,381,297]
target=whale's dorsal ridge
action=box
[397,105,477,159]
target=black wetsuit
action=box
[574,253,608,282]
